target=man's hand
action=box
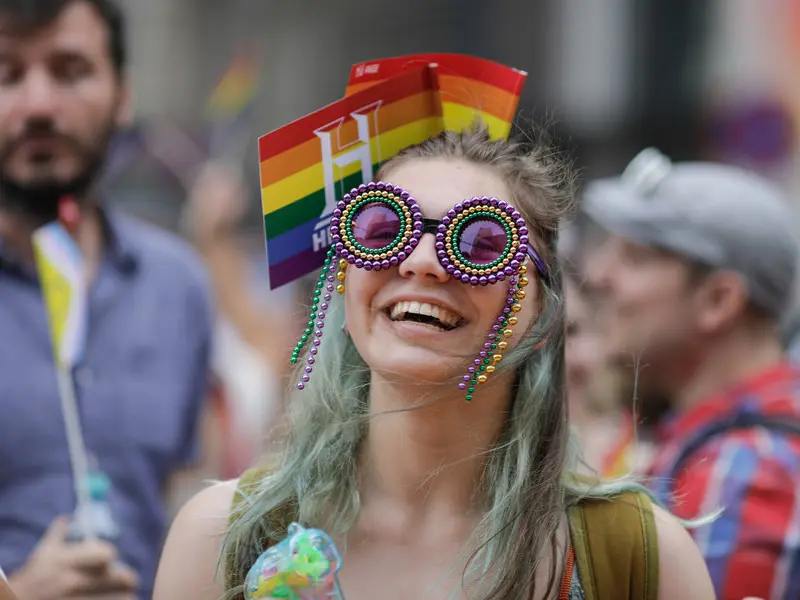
[8,516,138,600]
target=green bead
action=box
[483,358,491,365]
[316,281,323,289]
[468,386,475,393]
[465,394,473,401]
[301,334,309,342]
[479,365,486,372]
[491,343,497,350]
[308,320,314,327]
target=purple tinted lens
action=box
[351,202,402,250]
[458,218,508,265]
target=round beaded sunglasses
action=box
[329,181,549,284]
[291,181,550,401]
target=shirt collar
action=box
[0,205,140,277]
[656,361,800,445]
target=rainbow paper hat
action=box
[259,53,527,289]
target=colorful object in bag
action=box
[244,523,344,599]
[259,53,527,289]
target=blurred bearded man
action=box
[0,2,213,599]
[583,148,800,600]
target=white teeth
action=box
[388,301,461,328]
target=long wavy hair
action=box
[221,124,659,599]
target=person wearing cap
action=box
[582,148,800,600]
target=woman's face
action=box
[344,158,540,384]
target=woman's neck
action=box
[358,372,513,523]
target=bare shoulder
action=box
[651,503,715,600]
[152,479,239,600]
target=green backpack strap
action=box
[229,467,270,527]
[568,491,659,600]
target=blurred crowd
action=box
[2,0,800,599]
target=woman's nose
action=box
[397,233,450,283]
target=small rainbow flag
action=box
[205,51,259,122]
[259,66,443,288]
[345,53,527,141]
[32,223,88,370]
[259,54,527,289]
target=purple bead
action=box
[301,375,310,383]
[367,182,376,191]
[503,266,514,276]
[310,347,318,355]
[453,203,463,213]
[468,366,476,374]
[453,270,462,279]
[479,351,487,358]
[397,251,407,261]
[458,383,467,390]
[435,241,445,250]
[400,191,410,199]
[484,342,492,349]
[412,230,422,239]
[520,235,529,244]
[446,265,455,274]
[474,358,482,366]
[436,233,445,242]
[519,227,529,237]
[461,275,470,284]
[506,297,515,305]
[503,307,511,314]
[381,260,390,269]
[479,277,488,286]
[389,256,399,266]
[412,212,423,220]
[316,321,324,329]
[376,182,385,190]
[324,293,332,301]
[408,239,419,248]
[518,245,529,256]
[488,275,497,284]
[330,217,340,227]
[505,206,514,214]
[463,374,471,382]
[489,198,499,206]
[364,263,373,271]
[355,259,364,268]
[327,284,334,292]
[516,218,525,228]
[296,382,305,390]
[335,242,344,252]
[497,272,506,281]
[469,276,479,285]
[327,275,334,283]
[497,316,505,324]
[333,208,343,217]
[305,365,313,373]
[437,250,446,259]
[318,311,326,319]
[313,339,321,346]
[492,324,500,331]
[314,330,323,338]
[331,235,341,244]
[510,260,521,269]
[514,253,525,262]
[510,278,518,286]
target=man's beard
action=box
[0,118,115,226]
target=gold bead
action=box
[493,354,503,363]
[512,304,522,313]
[519,265,528,274]
[477,374,488,384]
[503,328,513,337]
[336,271,346,281]
[339,259,348,269]
[336,284,345,294]
[498,341,508,350]
[516,290,526,300]
[519,277,529,287]
[486,365,496,373]
[380,253,387,260]
[508,316,518,326]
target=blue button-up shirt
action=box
[0,208,213,599]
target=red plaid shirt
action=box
[648,362,800,600]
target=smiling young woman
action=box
[152,125,715,600]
